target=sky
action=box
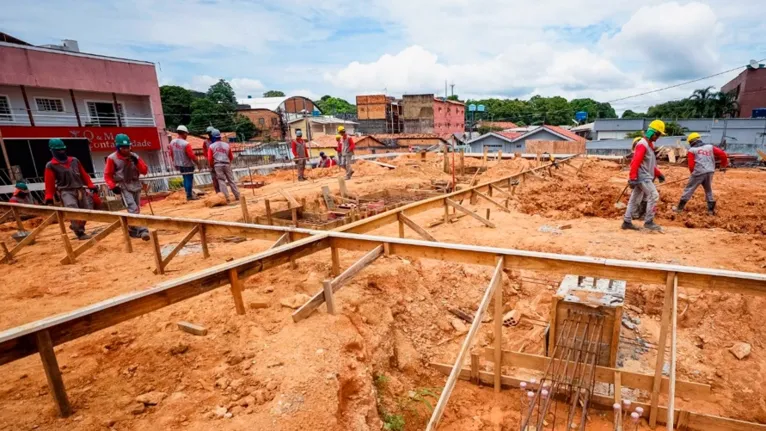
[2,0,765,116]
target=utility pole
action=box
[450,83,455,97]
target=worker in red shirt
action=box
[202,126,220,193]
[673,132,729,215]
[44,138,97,240]
[622,120,666,232]
[8,181,34,204]
[169,125,199,201]
[318,152,337,168]
[104,134,150,241]
[291,129,310,181]
[336,126,355,179]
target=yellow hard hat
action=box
[687,132,701,143]
[335,134,341,140]
[337,125,345,133]
[648,119,666,135]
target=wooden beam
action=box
[264,199,274,224]
[279,189,300,208]
[198,224,209,258]
[488,183,512,200]
[292,244,384,323]
[427,257,504,431]
[668,273,679,430]
[240,196,250,223]
[150,230,164,275]
[398,212,437,242]
[481,348,710,399]
[60,220,121,265]
[118,216,133,253]
[5,212,57,260]
[398,217,405,238]
[429,363,766,431]
[651,272,676,428]
[59,234,75,265]
[322,280,336,314]
[35,330,71,417]
[493,256,503,392]
[364,159,396,169]
[269,232,290,249]
[330,243,340,276]
[227,268,246,315]
[474,190,510,213]
[445,198,495,228]
[11,207,25,232]
[152,225,200,274]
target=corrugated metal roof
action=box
[287,116,358,125]
[236,96,289,111]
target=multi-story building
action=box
[356,95,403,134]
[0,34,167,191]
[237,108,283,140]
[402,94,464,135]
[722,61,766,118]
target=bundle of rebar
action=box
[520,311,606,430]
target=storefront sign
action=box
[0,126,163,152]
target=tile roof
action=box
[498,131,523,140]
[370,133,446,140]
[308,134,340,148]
[480,121,519,130]
[544,125,588,144]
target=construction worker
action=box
[202,126,220,193]
[104,134,150,241]
[622,120,666,231]
[8,181,34,204]
[543,152,558,169]
[291,129,310,181]
[169,125,200,201]
[673,132,729,215]
[318,152,337,168]
[336,126,355,179]
[627,137,650,220]
[207,129,240,203]
[44,138,97,240]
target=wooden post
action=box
[460,150,465,176]
[150,230,164,275]
[398,215,405,238]
[288,231,297,269]
[11,207,24,231]
[240,196,250,223]
[199,224,209,258]
[486,208,491,220]
[443,198,449,224]
[323,280,335,314]
[471,352,480,385]
[493,255,504,392]
[35,330,72,417]
[0,242,10,263]
[55,210,67,234]
[668,274,679,430]
[339,177,349,198]
[227,268,246,315]
[330,243,340,276]
[60,233,75,265]
[118,216,133,253]
[291,206,298,228]
[497,150,502,162]
[443,150,449,174]
[264,199,273,225]
[483,146,488,166]
[650,272,676,427]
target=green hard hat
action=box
[15,181,28,191]
[115,133,131,147]
[48,138,66,150]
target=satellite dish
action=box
[750,59,759,69]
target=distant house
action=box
[307,135,339,158]
[371,133,450,151]
[466,125,586,153]
[287,116,357,140]
[476,121,519,130]
[237,108,282,140]
[353,135,390,155]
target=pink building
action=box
[402,94,465,135]
[432,98,465,135]
[0,34,167,189]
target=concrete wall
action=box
[357,119,390,135]
[403,94,434,119]
[404,119,434,134]
[238,109,282,139]
[433,99,465,135]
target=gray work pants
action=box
[121,190,148,238]
[295,159,306,179]
[214,164,240,201]
[624,180,658,224]
[60,189,93,235]
[681,173,714,202]
[341,154,354,179]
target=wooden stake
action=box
[60,234,75,265]
[288,231,298,269]
[331,243,340,276]
[486,208,491,220]
[227,268,246,315]
[668,274,678,430]
[153,225,200,274]
[493,255,504,392]
[59,220,120,265]
[55,211,67,234]
[35,330,72,417]
[11,207,24,232]
[321,186,335,210]
[398,212,437,242]
[650,272,676,427]
[443,198,449,224]
[338,177,349,198]
[150,230,164,275]
[240,196,250,223]
[445,198,495,228]
[460,150,465,176]
[398,217,405,238]
[118,216,133,253]
[291,205,298,228]
[199,224,209,258]
[264,199,273,225]
[323,280,335,314]
[470,352,480,385]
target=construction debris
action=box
[177,321,208,336]
[729,342,752,360]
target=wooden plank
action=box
[611,304,623,367]
[443,199,449,224]
[153,225,200,274]
[228,268,246,315]
[292,244,384,323]
[445,198,496,228]
[398,217,405,238]
[474,190,510,213]
[7,212,56,259]
[59,234,75,265]
[269,232,290,249]
[321,187,335,210]
[651,272,676,427]
[279,189,300,208]
[177,321,207,336]
[426,257,504,431]
[118,216,133,253]
[488,183,512,200]
[322,280,335,314]
[668,273,679,430]
[58,220,120,265]
[482,348,710,399]
[363,159,396,169]
[615,370,622,403]
[35,330,71,417]
[264,199,274,224]
[470,352,479,384]
[12,207,24,231]
[493,256,503,392]
[430,363,766,431]
[398,212,437,242]
[240,196,250,223]
[150,230,164,275]
[331,243,340,276]
[199,224,210,258]
[338,178,349,198]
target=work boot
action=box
[707,201,716,215]
[644,221,663,232]
[672,199,688,213]
[140,231,150,242]
[621,221,640,231]
[187,195,199,201]
[76,231,92,241]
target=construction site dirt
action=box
[1,154,765,430]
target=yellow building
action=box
[287,116,357,140]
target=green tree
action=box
[570,98,618,121]
[233,114,257,141]
[689,86,716,117]
[713,90,739,118]
[665,121,688,136]
[160,85,195,130]
[263,90,285,97]
[529,95,573,125]
[206,79,237,109]
[314,95,356,115]
[621,110,646,119]
[447,95,460,101]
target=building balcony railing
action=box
[0,112,156,127]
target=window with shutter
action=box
[35,98,65,112]
[0,96,12,121]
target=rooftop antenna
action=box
[450,82,455,97]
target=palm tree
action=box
[689,86,716,117]
[713,90,740,118]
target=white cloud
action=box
[230,78,265,97]
[189,75,220,92]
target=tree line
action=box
[622,87,739,120]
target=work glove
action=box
[44,199,54,206]
[130,154,139,164]
[658,174,666,184]
[628,179,639,189]
[111,186,122,195]
[89,186,99,194]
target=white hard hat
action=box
[176,125,189,133]
[206,126,215,133]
